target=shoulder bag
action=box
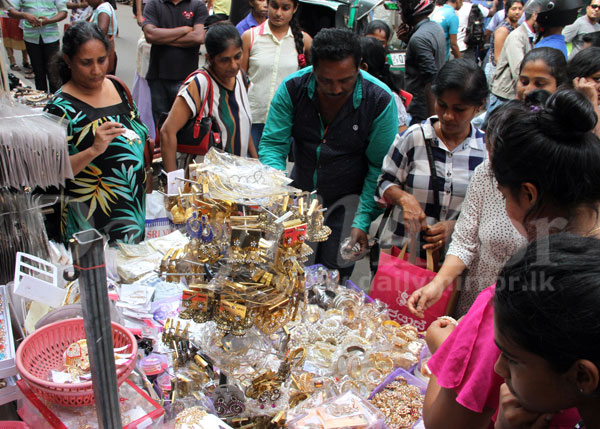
[369,124,459,329]
[160,69,221,156]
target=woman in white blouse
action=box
[241,0,311,145]
[407,102,529,317]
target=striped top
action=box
[247,21,299,124]
[10,0,67,43]
[178,69,252,157]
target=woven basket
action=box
[16,318,137,407]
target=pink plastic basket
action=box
[16,318,137,407]
[0,423,30,428]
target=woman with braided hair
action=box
[241,0,312,145]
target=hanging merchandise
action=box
[0,98,72,189]
[0,191,51,285]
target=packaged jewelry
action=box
[287,390,386,429]
[369,371,425,429]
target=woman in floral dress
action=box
[44,21,148,243]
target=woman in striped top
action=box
[160,24,257,172]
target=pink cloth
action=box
[427,285,580,428]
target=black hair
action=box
[359,36,400,93]
[365,20,391,41]
[491,88,600,232]
[54,21,109,84]
[504,0,524,15]
[519,47,570,87]
[311,28,362,69]
[431,58,488,106]
[582,31,600,48]
[204,23,242,58]
[204,14,230,29]
[484,90,550,145]
[568,47,600,80]
[267,0,305,67]
[495,233,600,374]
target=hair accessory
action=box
[297,54,307,68]
[529,105,541,112]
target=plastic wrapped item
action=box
[17,379,164,428]
[287,390,386,429]
[192,148,299,205]
[140,353,168,378]
[339,237,368,261]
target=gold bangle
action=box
[382,320,401,328]
[374,356,394,374]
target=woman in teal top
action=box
[44,21,148,244]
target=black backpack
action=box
[465,4,485,48]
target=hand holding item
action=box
[423,220,455,251]
[340,228,369,261]
[407,280,446,318]
[90,121,125,158]
[495,383,555,429]
[425,316,457,353]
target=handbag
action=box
[369,124,458,329]
[161,69,221,155]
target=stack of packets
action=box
[50,339,134,384]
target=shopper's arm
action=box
[423,375,495,429]
[7,8,41,26]
[70,121,125,175]
[160,96,194,172]
[143,23,193,44]
[450,34,461,58]
[258,81,295,171]
[39,10,67,25]
[241,30,252,72]
[96,11,111,35]
[168,23,205,47]
[562,19,579,43]
[351,90,398,235]
[493,27,509,65]
[136,0,144,26]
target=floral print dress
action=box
[44,79,149,244]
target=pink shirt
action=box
[428,285,580,428]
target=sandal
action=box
[10,63,20,71]
[24,71,35,79]
[22,62,33,72]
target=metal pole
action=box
[71,229,122,429]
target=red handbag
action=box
[370,242,457,331]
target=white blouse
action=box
[247,21,300,124]
[447,160,528,316]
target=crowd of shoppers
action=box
[6,3,600,426]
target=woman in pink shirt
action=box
[494,233,600,429]
[421,88,600,428]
